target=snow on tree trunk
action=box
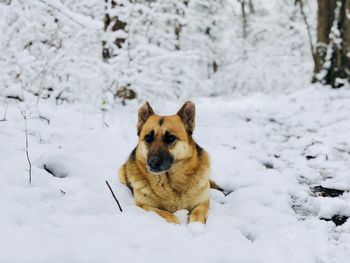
[314,0,350,88]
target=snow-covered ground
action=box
[2,86,350,262]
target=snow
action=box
[0,0,315,101]
[1,0,350,261]
[2,86,350,262]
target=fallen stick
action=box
[106,180,123,212]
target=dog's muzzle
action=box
[147,152,174,173]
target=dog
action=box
[118,101,222,224]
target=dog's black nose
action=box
[148,156,162,170]
[147,152,173,173]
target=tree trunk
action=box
[314,0,350,88]
[314,0,336,77]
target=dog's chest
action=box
[136,172,209,212]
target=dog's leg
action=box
[118,165,134,194]
[189,199,209,224]
[118,164,127,184]
[138,204,180,224]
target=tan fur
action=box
[118,102,211,224]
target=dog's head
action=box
[136,101,196,174]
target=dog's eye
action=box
[164,134,176,144]
[144,133,154,143]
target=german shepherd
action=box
[119,101,222,224]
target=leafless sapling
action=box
[20,111,32,184]
[295,0,316,66]
[238,0,248,39]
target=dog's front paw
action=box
[156,210,181,224]
[164,214,181,224]
[189,213,206,224]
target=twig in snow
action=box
[106,180,123,212]
[39,115,50,124]
[0,100,8,121]
[20,111,32,184]
[100,103,109,128]
[6,95,23,102]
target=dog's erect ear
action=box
[177,101,195,135]
[137,102,154,135]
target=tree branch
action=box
[36,0,101,30]
[295,0,316,65]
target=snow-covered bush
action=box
[0,0,104,102]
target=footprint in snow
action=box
[38,150,72,178]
